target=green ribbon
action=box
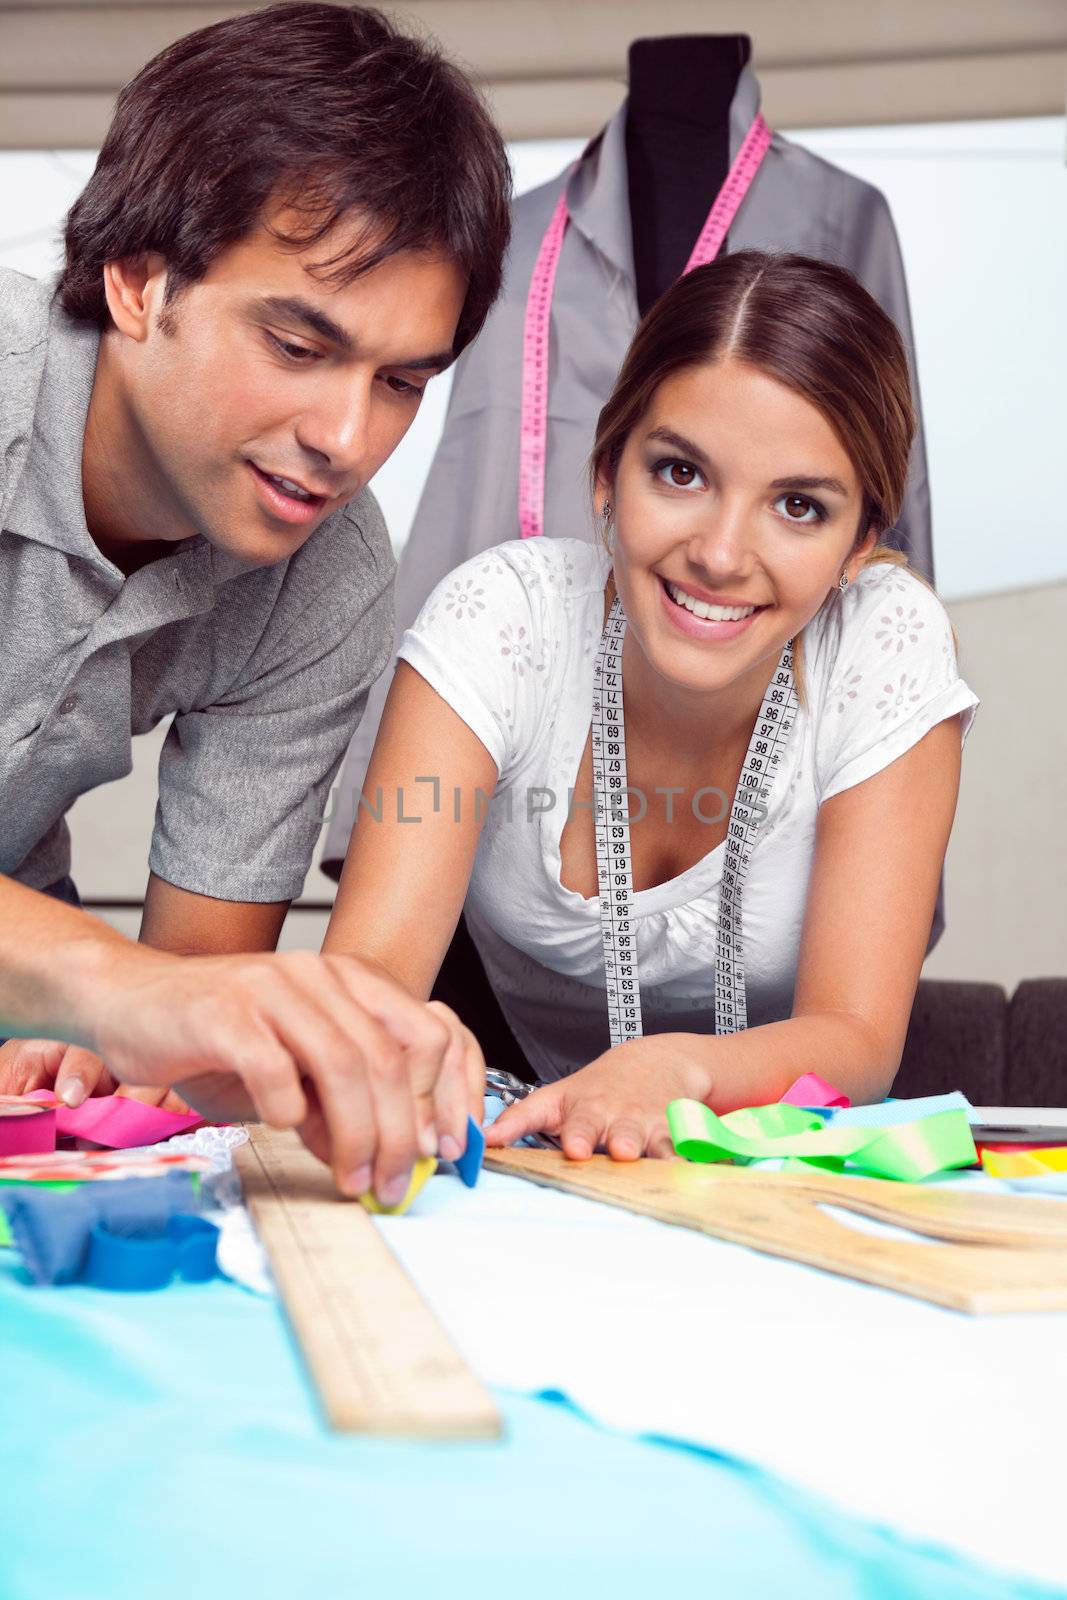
[667,1100,977,1183]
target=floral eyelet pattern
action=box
[876,671,922,722]
[829,671,863,714]
[444,576,487,620]
[499,622,545,677]
[874,605,926,655]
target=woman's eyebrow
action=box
[645,426,712,467]
[769,473,849,497]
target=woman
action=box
[325,251,979,1163]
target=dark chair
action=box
[1006,979,1067,1106]
[896,978,1067,1107]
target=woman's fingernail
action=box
[343,1165,372,1197]
[417,1124,438,1159]
[439,1134,461,1162]
[60,1079,86,1108]
[380,1172,411,1208]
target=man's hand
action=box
[483,1036,710,1161]
[70,944,484,1204]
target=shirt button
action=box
[59,695,79,715]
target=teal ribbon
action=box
[667,1100,977,1183]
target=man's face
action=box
[113,209,467,566]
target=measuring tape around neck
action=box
[518,112,773,541]
[592,596,797,1045]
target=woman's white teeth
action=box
[269,474,314,501]
[666,581,757,621]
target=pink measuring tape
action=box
[518,113,773,540]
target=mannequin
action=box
[626,35,751,313]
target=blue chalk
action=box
[454,1115,484,1188]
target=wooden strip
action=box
[484,1148,1067,1315]
[236,1126,501,1439]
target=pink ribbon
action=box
[780,1073,851,1110]
[0,1090,203,1153]
[0,1102,57,1156]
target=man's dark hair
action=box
[59,2,511,356]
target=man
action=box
[0,2,511,1203]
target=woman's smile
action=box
[657,574,771,642]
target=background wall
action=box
[0,10,1064,986]
[3,0,1067,142]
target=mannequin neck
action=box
[625,35,751,314]
[627,35,749,130]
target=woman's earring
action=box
[838,571,850,591]
[602,501,613,521]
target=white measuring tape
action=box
[593,597,797,1045]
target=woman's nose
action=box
[685,500,754,576]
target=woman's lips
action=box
[247,462,326,526]
[658,576,767,641]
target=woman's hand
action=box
[483,1035,711,1161]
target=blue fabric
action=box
[1,1173,201,1284]
[0,1254,1060,1599]
[830,1092,974,1129]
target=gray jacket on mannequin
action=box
[322,62,940,943]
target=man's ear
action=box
[101,253,168,341]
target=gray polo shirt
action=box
[0,267,395,901]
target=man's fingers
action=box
[213,1014,308,1131]
[464,1029,487,1124]
[54,1046,113,1106]
[483,1084,563,1147]
[297,1085,332,1168]
[425,1002,471,1162]
[270,978,413,1204]
[327,956,440,1051]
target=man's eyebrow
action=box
[254,295,452,372]
[257,295,354,350]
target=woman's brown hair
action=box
[591,250,951,703]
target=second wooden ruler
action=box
[485,1147,1067,1314]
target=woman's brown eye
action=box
[785,495,809,518]
[670,463,695,486]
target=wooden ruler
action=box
[484,1148,1067,1315]
[235,1125,501,1439]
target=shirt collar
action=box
[564,60,764,283]
[6,285,249,598]
[5,286,106,566]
